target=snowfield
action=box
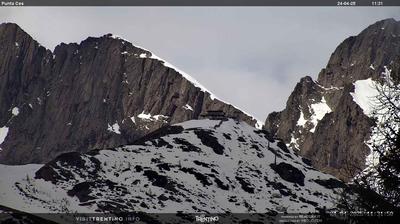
[309,97,332,133]
[296,97,332,133]
[350,78,380,117]
[0,119,344,216]
[0,127,9,149]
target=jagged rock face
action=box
[0,23,257,165]
[301,88,374,179]
[264,19,400,181]
[0,119,344,215]
[265,76,324,150]
[318,18,400,87]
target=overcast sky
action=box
[1,7,399,121]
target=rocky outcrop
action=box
[264,18,400,180]
[0,23,257,165]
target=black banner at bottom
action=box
[0,211,398,224]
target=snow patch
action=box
[315,82,343,91]
[289,134,300,150]
[138,111,169,122]
[0,126,9,145]
[182,104,193,111]
[350,78,379,116]
[382,66,393,85]
[365,142,380,168]
[309,97,332,133]
[109,34,129,43]
[297,98,332,132]
[11,107,19,116]
[139,53,147,58]
[255,120,264,130]
[369,64,375,70]
[297,110,307,127]
[107,122,121,134]
[364,67,398,170]
[153,115,169,120]
[137,111,152,120]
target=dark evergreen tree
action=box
[366,66,400,207]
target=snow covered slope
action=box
[0,119,344,214]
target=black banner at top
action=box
[0,0,399,7]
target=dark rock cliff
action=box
[264,18,400,180]
[0,23,257,165]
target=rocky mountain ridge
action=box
[264,18,400,180]
[0,23,259,165]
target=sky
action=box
[1,7,399,121]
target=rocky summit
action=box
[0,119,344,217]
[0,23,258,165]
[264,18,400,180]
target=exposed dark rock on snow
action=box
[1,119,344,214]
[270,162,305,186]
[67,182,96,202]
[173,137,201,152]
[313,178,346,189]
[264,18,400,180]
[0,23,258,165]
[193,129,224,155]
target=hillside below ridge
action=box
[0,119,345,215]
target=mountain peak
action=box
[360,17,400,37]
[371,18,398,27]
[0,24,258,165]
[0,22,22,30]
[317,18,400,87]
[0,22,35,43]
[264,19,400,180]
